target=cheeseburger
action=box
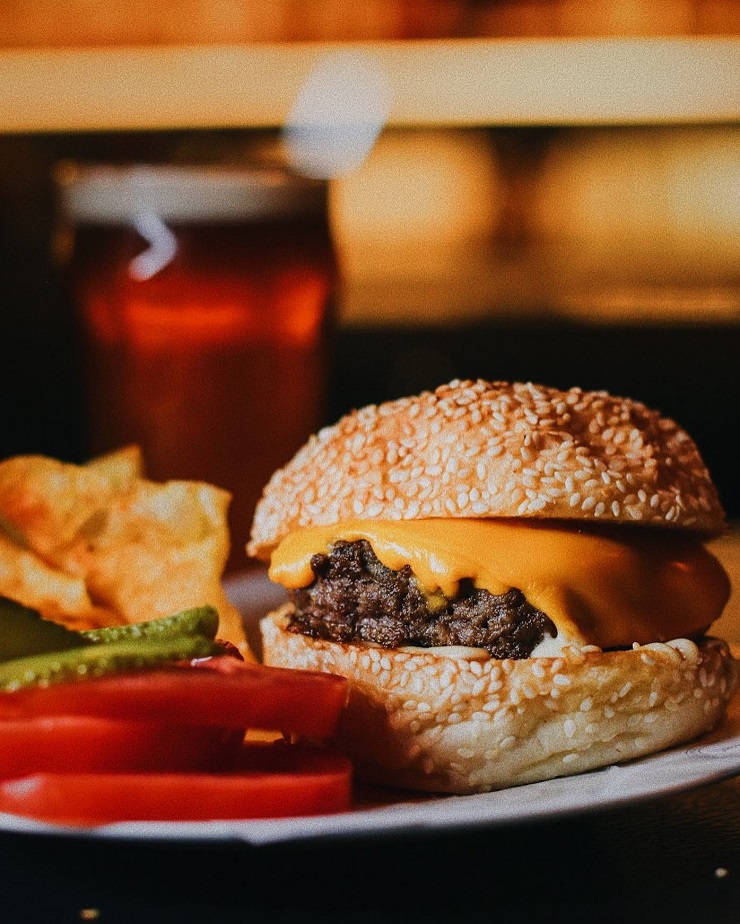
[248,380,736,793]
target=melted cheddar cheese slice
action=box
[268,518,730,650]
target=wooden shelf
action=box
[1,37,739,133]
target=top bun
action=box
[248,380,725,558]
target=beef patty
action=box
[287,540,557,659]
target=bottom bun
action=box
[261,607,737,794]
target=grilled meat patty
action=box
[287,540,557,659]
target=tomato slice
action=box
[0,715,242,778]
[0,657,347,739]
[0,744,352,825]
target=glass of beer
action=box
[56,162,336,570]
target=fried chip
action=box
[84,444,144,489]
[0,448,249,655]
[0,533,104,630]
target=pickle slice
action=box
[0,597,89,663]
[0,635,223,692]
[81,606,220,645]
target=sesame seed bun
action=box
[248,380,725,560]
[251,379,733,794]
[262,608,737,794]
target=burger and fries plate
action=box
[1,383,739,844]
[0,570,737,847]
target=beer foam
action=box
[56,163,327,224]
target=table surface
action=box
[1,775,739,923]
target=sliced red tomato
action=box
[0,657,347,739]
[0,744,352,825]
[0,715,242,779]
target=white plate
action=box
[0,570,738,845]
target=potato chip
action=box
[0,449,249,655]
[0,533,109,630]
[84,444,144,488]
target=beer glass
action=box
[57,163,336,570]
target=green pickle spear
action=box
[0,597,89,662]
[0,634,224,692]
[0,600,226,690]
[81,605,220,644]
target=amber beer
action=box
[58,164,336,569]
